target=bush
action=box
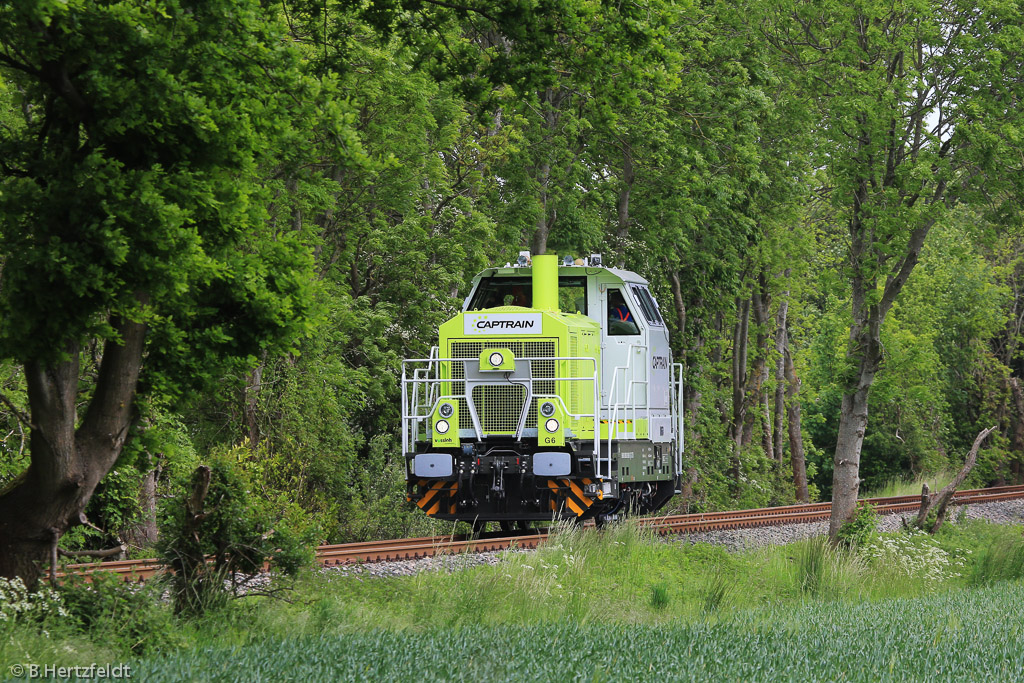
[157,448,318,615]
[836,503,879,548]
[861,529,967,582]
[0,577,66,634]
[58,574,179,655]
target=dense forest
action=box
[2,0,1024,576]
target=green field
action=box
[130,585,1024,682]
[3,520,1024,681]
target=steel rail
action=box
[56,484,1024,582]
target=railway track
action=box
[58,484,1024,583]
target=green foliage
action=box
[58,574,180,655]
[0,1,321,384]
[804,214,1018,496]
[0,361,28,487]
[836,504,880,548]
[0,577,66,632]
[3,522,1024,676]
[862,529,970,583]
[697,573,732,617]
[2,0,1024,564]
[156,449,317,615]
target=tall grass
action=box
[968,535,1024,585]
[795,537,860,597]
[862,470,955,499]
[697,572,732,615]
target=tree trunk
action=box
[0,309,147,587]
[828,358,878,540]
[828,197,931,542]
[1009,377,1024,483]
[744,277,771,455]
[669,269,703,446]
[730,297,750,481]
[244,363,263,450]
[124,458,161,549]
[914,426,995,532]
[784,345,809,503]
[615,141,634,268]
[773,272,791,463]
[531,88,563,256]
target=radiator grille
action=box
[448,339,557,431]
[472,384,527,433]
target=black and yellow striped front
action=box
[546,478,598,517]
[414,479,459,516]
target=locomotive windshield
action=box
[468,276,588,315]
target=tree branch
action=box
[0,391,33,430]
[59,545,125,560]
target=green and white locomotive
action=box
[402,252,683,529]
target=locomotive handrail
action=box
[401,356,601,469]
[605,343,649,479]
[672,362,684,491]
[407,346,439,446]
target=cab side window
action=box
[607,288,640,335]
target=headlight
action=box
[544,418,559,433]
[439,402,454,418]
[540,401,556,417]
[489,351,504,367]
[435,419,450,434]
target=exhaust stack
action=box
[532,254,559,312]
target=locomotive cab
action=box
[402,253,683,527]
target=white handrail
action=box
[401,356,601,465]
[672,362,685,488]
[606,343,648,458]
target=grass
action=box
[127,585,1024,682]
[862,470,955,499]
[2,519,1024,679]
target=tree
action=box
[0,1,321,585]
[763,0,1024,539]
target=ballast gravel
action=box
[314,499,1024,581]
[679,499,1024,552]
[319,549,518,581]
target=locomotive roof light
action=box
[435,419,450,434]
[439,402,454,418]
[544,418,560,433]
[540,401,556,417]
[589,253,602,266]
[563,255,574,266]
[516,250,531,267]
